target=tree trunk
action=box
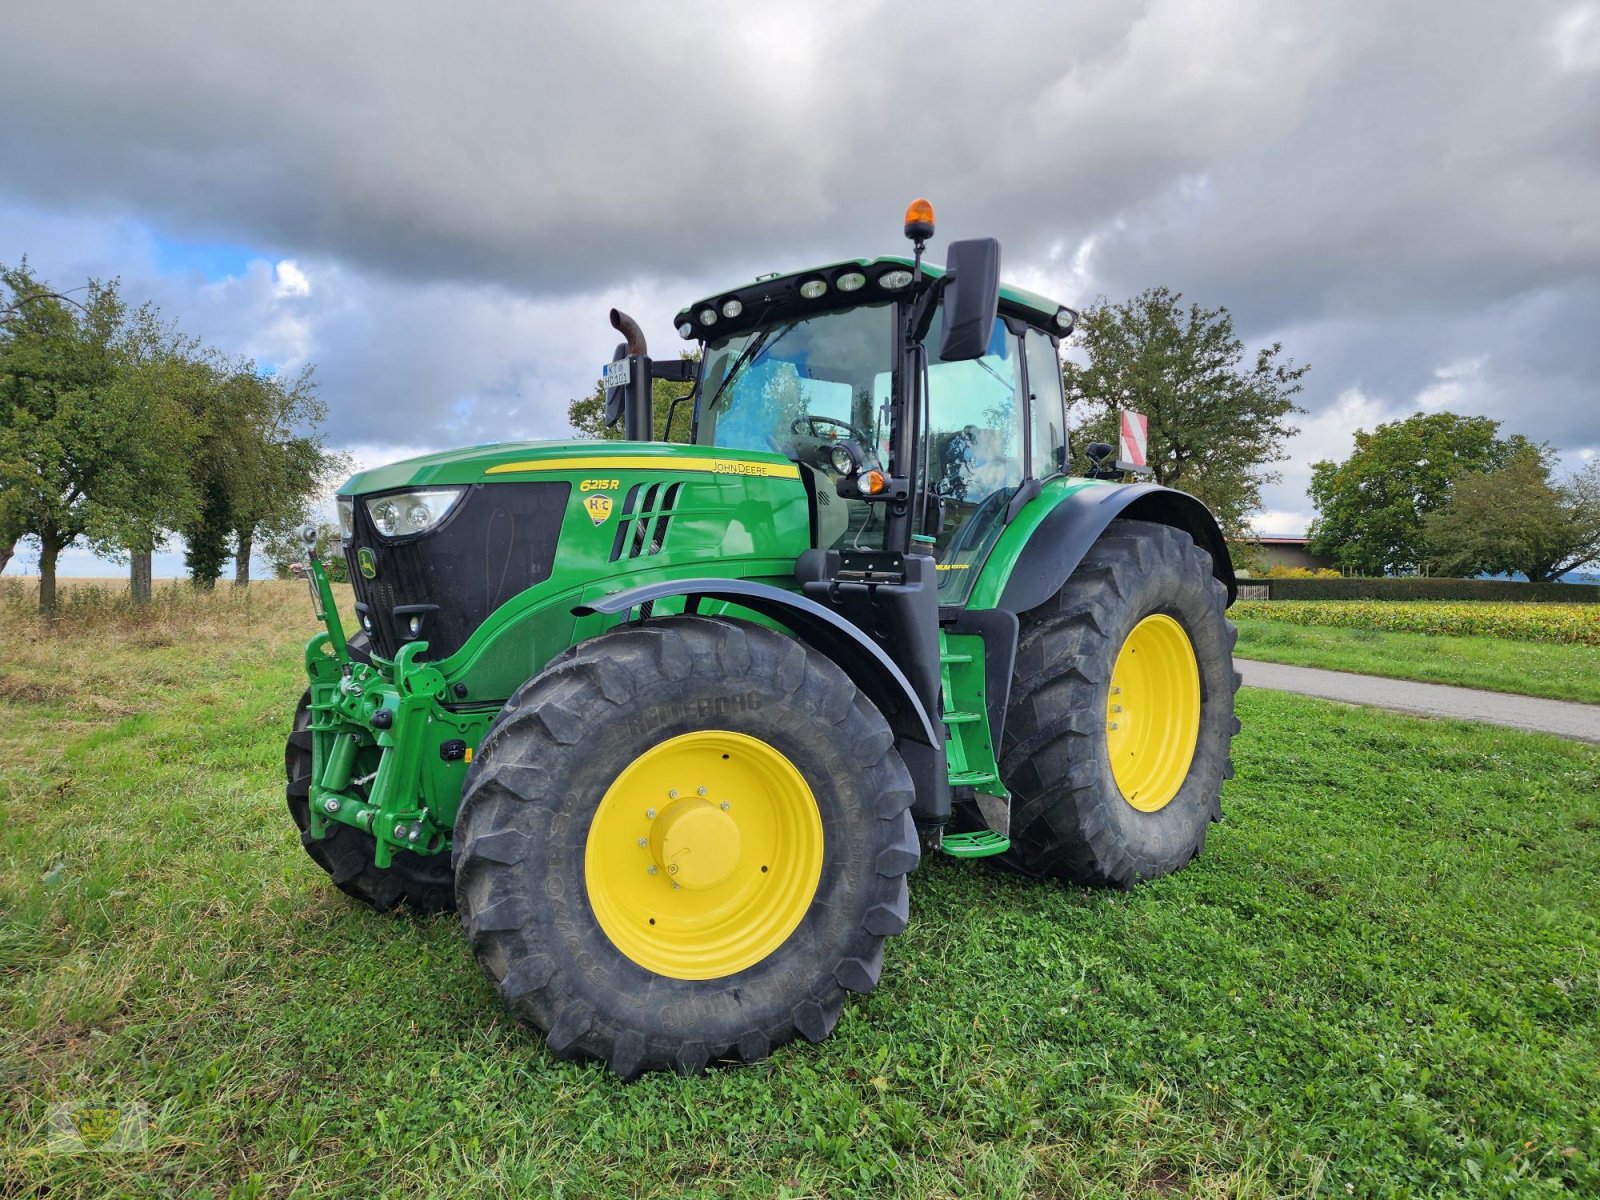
[39,533,61,617]
[234,529,253,587]
[0,540,13,575]
[130,545,153,605]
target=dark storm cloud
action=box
[2,0,1597,533]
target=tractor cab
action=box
[682,253,1074,605]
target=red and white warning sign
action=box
[1119,410,1149,467]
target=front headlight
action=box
[364,487,465,538]
[336,497,355,539]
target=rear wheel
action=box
[999,519,1239,887]
[285,695,456,913]
[453,615,918,1078]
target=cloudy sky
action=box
[3,0,1597,576]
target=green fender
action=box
[967,478,1236,615]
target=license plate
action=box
[602,359,631,390]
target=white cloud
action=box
[1553,4,1600,70]
[273,258,310,297]
[1415,356,1487,411]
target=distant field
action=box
[1231,599,1600,647]
[3,584,1598,1197]
[1234,618,1600,705]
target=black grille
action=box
[345,481,569,661]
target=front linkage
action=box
[297,550,477,869]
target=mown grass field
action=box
[2,582,1598,1197]
[1233,619,1600,705]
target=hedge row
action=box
[1240,576,1600,603]
[1230,600,1600,647]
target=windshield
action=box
[695,303,893,466]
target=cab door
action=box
[922,314,1034,603]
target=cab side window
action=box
[924,316,1025,601]
[1026,329,1066,478]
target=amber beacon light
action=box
[903,198,935,242]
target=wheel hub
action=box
[649,797,742,890]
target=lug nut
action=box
[668,789,679,799]
[720,801,731,812]
[697,786,707,796]
[647,865,658,875]
[646,808,656,819]
[637,837,648,848]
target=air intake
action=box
[608,482,683,562]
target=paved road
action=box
[1236,659,1600,744]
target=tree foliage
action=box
[1063,287,1307,543]
[1,261,338,610]
[1423,452,1600,583]
[178,360,339,588]
[0,263,199,612]
[1307,412,1540,575]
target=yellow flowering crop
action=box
[1231,600,1600,647]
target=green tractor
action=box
[286,201,1239,1078]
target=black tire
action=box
[285,694,456,914]
[453,615,918,1079]
[999,519,1239,887]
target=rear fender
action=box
[988,482,1236,616]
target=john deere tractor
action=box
[286,201,1238,1078]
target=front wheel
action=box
[999,519,1239,887]
[453,616,918,1078]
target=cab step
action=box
[940,830,1011,858]
[948,768,1000,789]
[942,710,982,725]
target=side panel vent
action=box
[608,481,684,562]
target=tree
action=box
[1063,287,1307,543]
[567,352,700,442]
[87,329,209,604]
[1307,412,1540,575]
[219,364,341,587]
[0,264,197,614]
[1423,452,1600,582]
[180,360,338,588]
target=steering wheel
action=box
[791,414,871,444]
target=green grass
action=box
[1234,619,1600,705]
[3,584,1598,1197]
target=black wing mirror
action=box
[937,237,1001,362]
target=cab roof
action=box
[674,255,1075,345]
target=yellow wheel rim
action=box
[1106,614,1202,813]
[583,730,824,980]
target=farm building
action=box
[1250,535,1335,573]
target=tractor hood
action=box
[337,440,799,497]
